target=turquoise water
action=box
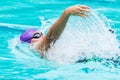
[0,0,120,80]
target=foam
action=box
[46,11,120,63]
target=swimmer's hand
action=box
[65,5,91,17]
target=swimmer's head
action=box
[20,28,43,43]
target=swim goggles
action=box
[32,32,43,39]
[25,32,43,43]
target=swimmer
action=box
[20,5,91,57]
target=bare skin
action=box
[30,5,91,57]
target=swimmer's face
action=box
[30,31,44,49]
[31,31,44,43]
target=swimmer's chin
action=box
[29,42,45,58]
[29,42,39,51]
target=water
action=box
[0,0,120,80]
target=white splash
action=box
[46,12,120,63]
[8,36,40,59]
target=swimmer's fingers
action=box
[78,13,89,18]
[76,10,89,17]
[82,8,91,12]
[78,5,90,9]
[76,5,91,17]
[77,6,91,12]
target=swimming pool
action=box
[0,0,120,80]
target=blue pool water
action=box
[0,0,120,80]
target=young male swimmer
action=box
[20,5,91,57]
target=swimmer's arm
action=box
[46,5,90,43]
[46,10,69,43]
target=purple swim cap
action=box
[20,28,37,43]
